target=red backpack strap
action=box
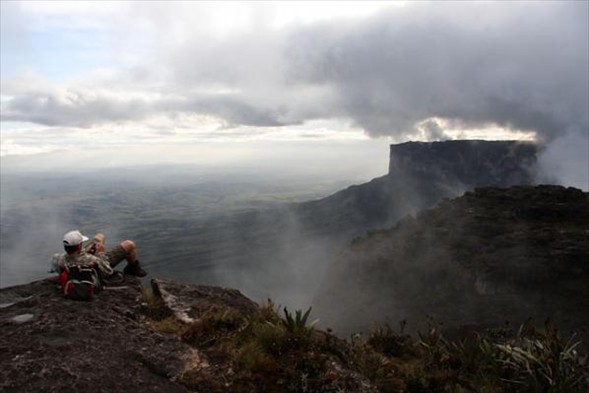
[58,264,70,289]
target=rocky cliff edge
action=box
[0,277,375,393]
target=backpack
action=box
[59,265,101,301]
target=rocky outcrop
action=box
[0,278,263,393]
[315,185,589,335]
[0,278,193,393]
[0,277,375,393]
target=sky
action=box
[0,1,588,187]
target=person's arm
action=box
[92,233,106,249]
[88,254,114,276]
[85,233,106,254]
[50,253,64,273]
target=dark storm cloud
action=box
[285,1,588,141]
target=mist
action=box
[536,131,589,190]
[313,183,589,336]
[0,139,389,302]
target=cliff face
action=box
[296,140,538,239]
[314,185,589,335]
[388,140,536,186]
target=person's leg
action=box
[105,245,126,268]
[106,240,146,277]
[120,240,138,263]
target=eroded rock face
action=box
[315,185,589,336]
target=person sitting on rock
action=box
[51,230,147,278]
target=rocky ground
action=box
[0,278,206,392]
[0,277,374,393]
[3,274,587,392]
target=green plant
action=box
[418,326,446,364]
[282,307,318,337]
[233,341,278,374]
[181,305,245,346]
[140,285,173,320]
[368,324,415,358]
[494,323,588,392]
[149,316,185,334]
[230,305,335,392]
[252,320,290,356]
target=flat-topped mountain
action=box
[315,185,589,335]
[295,140,537,238]
[388,140,536,185]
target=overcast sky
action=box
[0,1,587,186]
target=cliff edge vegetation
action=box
[1,276,588,392]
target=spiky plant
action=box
[494,324,588,392]
[282,307,318,337]
[368,324,415,358]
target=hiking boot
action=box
[124,260,147,277]
[102,271,125,285]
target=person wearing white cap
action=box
[52,229,147,279]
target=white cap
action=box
[63,230,89,246]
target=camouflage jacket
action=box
[51,251,114,277]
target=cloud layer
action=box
[1,2,587,144]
